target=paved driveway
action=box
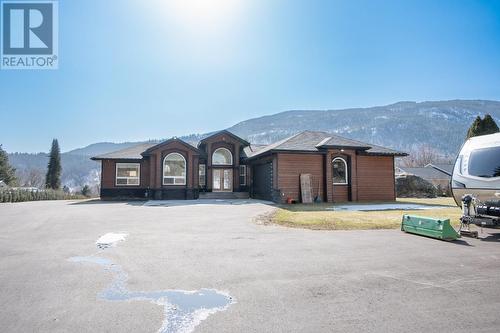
[1,199,500,332]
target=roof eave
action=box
[360,152,408,157]
[248,149,328,160]
[90,157,145,161]
[317,144,372,151]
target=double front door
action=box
[213,169,232,192]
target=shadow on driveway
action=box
[70,198,275,208]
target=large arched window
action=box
[332,157,348,184]
[163,153,186,185]
[212,148,233,165]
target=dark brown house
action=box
[91,130,406,203]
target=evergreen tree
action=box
[81,185,91,197]
[45,139,62,189]
[481,114,500,135]
[0,145,17,185]
[466,114,499,139]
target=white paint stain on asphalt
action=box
[69,255,233,333]
[96,233,128,249]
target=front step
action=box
[199,192,250,200]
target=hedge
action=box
[0,189,86,203]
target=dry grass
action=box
[270,197,462,230]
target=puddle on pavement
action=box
[329,203,453,212]
[68,256,233,333]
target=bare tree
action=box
[24,168,45,188]
[400,144,444,167]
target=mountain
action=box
[66,142,144,157]
[226,100,500,156]
[6,100,500,190]
[7,152,101,191]
[65,135,207,157]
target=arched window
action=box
[332,157,348,184]
[163,153,186,185]
[212,148,233,165]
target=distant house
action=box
[396,163,453,192]
[92,130,407,203]
[0,180,8,189]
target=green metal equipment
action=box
[401,214,460,241]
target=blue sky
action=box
[1,0,500,153]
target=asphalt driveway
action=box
[1,199,500,332]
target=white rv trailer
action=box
[452,132,500,205]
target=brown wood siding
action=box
[332,185,349,202]
[276,153,324,202]
[356,155,396,201]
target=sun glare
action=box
[161,0,246,29]
[140,0,254,67]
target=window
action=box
[199,164,206,186]
[468,147,500,178]
[212,148,232,165]
[332,157,348,184]
[239,165,247,186]
[163,153,186,185]
[116,163,140,186]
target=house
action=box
[396,163,453,192]
[0,180,8,189]
[425,163,453,177]
[91,130,407,202]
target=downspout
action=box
[323,153,328,202]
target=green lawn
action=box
[269,197,462,230]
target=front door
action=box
[213,169,233,192]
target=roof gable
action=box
[142,138,202,156]
[199,130,249,147]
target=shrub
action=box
[0,189,85,203]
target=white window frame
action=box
[212,147,233,165]
[239,165,247,186]
[163,153,186,186]
[199,164,206,187]
[115,163,140,186]
[332,157,348,185]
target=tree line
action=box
[401,114,499,167]
[0,139,92,202]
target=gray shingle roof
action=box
[426,163,453,176]
[363,143,407,156]
[246,131,407,158]
[316,134,372,150]
[91,142,157,160]
[242,144,268,158]
[398,167,451,180]
[92,131,407,160]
